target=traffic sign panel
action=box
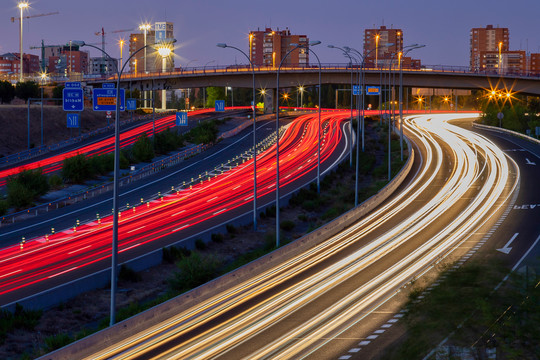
[102,83,116,89]
[67,113,80,128]
[353,85,361,96]
[366,86,381,95]
[176,112,188,126]
[126,98,137,111]
[65,82,81,88]
[93,88,125,111]
[215,100,225,112]
[63,88,84,111]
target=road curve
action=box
[53,113,519,360]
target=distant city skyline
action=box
[1,0,539,70]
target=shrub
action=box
[265,205,276,218]
[211,233,224,243]
[162,245,191,263]
[169,252,221,291]
[185,120,219,144]
[6,179,35,208]
[155,128,184,154]
[297,213,308,222]
[6,168,50,208]
[43,333,72,352]
[195,238,207,251]
[0,303,42,344]
[226,223,237,234]
[280,220,296,231]
[118,264,141,283]
[48,174,63,188]
[132,133,155,163]
[62,154,90,183]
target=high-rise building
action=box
[479,50,526,74]
[470,25,509,71]
[363,25,420,69]
[129,21,175,74]
[89,57,118,76]
[249,27,309,67]
[45,44,89,75]
[529,53,540,76]
[363,26,403,66]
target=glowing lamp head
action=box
[18,2,29,9]
[157,46,172,58]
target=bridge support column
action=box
[264,89,274,114]
[161,89,166,110]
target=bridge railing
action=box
[79,63,540,83]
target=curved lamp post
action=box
[217,43,258,230]
[18,2,28,82]
[73,38,176,326]
[328,45,354,168]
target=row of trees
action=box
[481,95,540,134]
[0,80,42,104]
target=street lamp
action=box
[139,23,151,107]
[298,86,305,108]
[498,41,503,75]
[73,38,176,326]
[217,42,258,230]
[18,2,29,82]
[157,44,172,110]
[119,39,125,70]
[39,71,47,147]
[328,44,354,168]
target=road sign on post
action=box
[353,85,361,96]
[93,88,126,111]
[176,112,188,126]
[366,86,381,95]
[126,98,137,111]
[63,82,84,111]
[215,100,225,112]
[67,113,80,128]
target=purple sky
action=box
[1,0,539,68]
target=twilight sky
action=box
[1,0,539,68]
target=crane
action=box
[94,28,134,74]
[10,11,59,23]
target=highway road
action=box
[44,113,521,360]
[0,111,352,306]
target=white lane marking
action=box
[68,245,92,255]
[172,210,186,217]
[0,270,21,279]
[496,233,518,254]
[48,266,78,278]
[367,335,379,340]
[244,196,254,201]
[172,224,189,232]
[358,340,371,346]
[525,158,536,165]
[233,185,241,190]
[207,196,218,202]
[127,226,146,234]
[120,244,140,253]
[349,348,361,352]
[213,208,227,215]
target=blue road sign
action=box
[67,113,80,128]
[366,86,381,95]
[93,88,125,111]
[176,112,188,126]
[102,83,116,89]
[215,100,225,112]
[353,85,362,96]
[65,82,81,88]
[63,88,84,111]
[126,98,137,111]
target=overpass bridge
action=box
[85,64,540,97]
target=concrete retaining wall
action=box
[41,138,415,360]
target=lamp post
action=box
[74,38,175,326]
[18,2,28,82]
[275,42,302,247]
[40,71,47,147]
[139,23,151,107]
[298,86,304,108]
[119,39,125,70]
[344,45,389,206]
[300,41,322,193]
[498,41,503,75]
[157,45,172,110]
[328,45,354,168]
[217,43,258,230]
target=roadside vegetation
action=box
[380,258,540,360]
[480,94,540,135]
[0,119,410,359]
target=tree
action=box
[15,81,40,102]
[6,168,49,208]
[0,80,15,104]
[205,87,225,108]
[62,154,90,183]
[52,84,64,100]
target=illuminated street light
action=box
[18,2,29,82]
[119,39,125,69]
[157,44,172,110]
[73,37,175,326]
[217,42,259,230]
[39,71,47,146]
[139,23,151,107]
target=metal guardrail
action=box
[0,121,284,229]
[0,111,175,168]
